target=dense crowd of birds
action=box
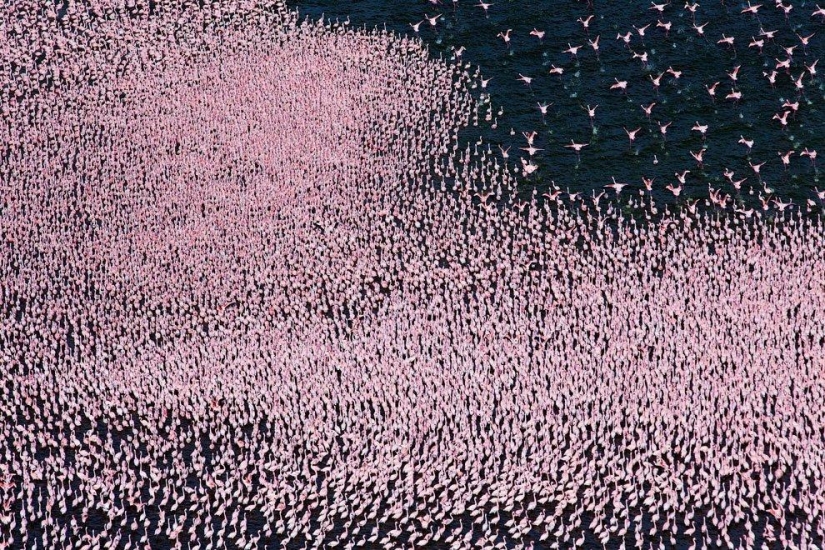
[1,1,824,550]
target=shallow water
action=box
[289,0,825,210]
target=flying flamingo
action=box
[624,126,641,147]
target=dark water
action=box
[288,0,825,211]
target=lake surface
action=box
[288,0,825,211]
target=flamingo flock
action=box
[0,1,824,550]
